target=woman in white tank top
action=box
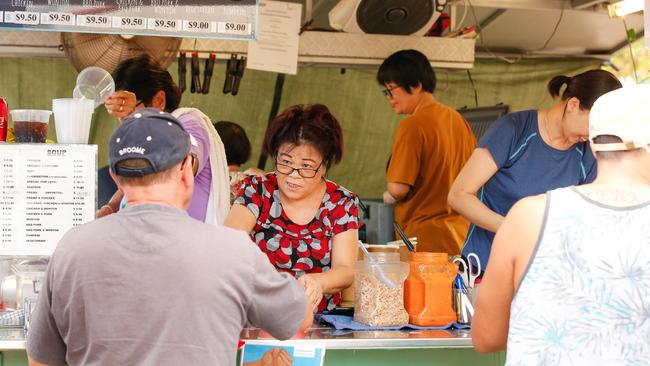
[471,85,650,365]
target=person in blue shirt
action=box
[448,69,621,267]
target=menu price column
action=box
[0,155,16,247]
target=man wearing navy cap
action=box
[26,109,313,366]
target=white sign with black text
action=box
[247,0,302,75]
[0,144,97,256]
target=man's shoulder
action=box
[509,193,548,218]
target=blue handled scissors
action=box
[453,253,481,289]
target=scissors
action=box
[452,253,481,289]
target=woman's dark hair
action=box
[112,54,181,112]
[547,69,621,110]
[214,121,251,166]
[263,104,343,170]
[377,49,436,94]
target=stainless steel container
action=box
[360,198,395,244]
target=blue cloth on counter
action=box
[319,315,470,331]
[0,309,24,327]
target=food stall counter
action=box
[241,323,473,349]
[240,324,505,366]
[0,325,504,366]
[0,329,26,351]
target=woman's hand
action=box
[298,274,323,311]
[95,190,123,219]
[96,204,114,219]
[105,91,139,121]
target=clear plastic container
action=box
[404,252,457,326]
[73,66,115,108]
[353,252,409,327]
[10,109,52,143]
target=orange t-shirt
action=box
[387,102,476,254]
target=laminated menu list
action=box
[0,144,97,256]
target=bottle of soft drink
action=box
[0,97,7,142]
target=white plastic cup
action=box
[52,98,95,144]
[73,66,115,109]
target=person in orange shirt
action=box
[378,49,476,254]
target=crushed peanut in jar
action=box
[353,272,409,327]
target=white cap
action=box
[589,85,650,152]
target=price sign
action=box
[41,12,75,26]
[7,11,40,25]
[218,22,251,36]
[0,1,257,40]
[182,20,215,33]
[76,14,111,28]
[112,16,146,30]
[147,18,181,32]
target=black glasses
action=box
[382,85,401,99]
[275,161,322,178]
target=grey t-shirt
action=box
[27,204,306,366]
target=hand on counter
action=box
[298,274,323,311]
[105,91,139,121]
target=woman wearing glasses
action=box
[98,54,230,225]
[225,104,360,313]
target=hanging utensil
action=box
[223,54,237,94]
[190,52,201,94]
[393,221,416,252]
[202,53,216,94]
[231,56,246,96]
[177,51,186,94]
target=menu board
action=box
[0,0,257,40]
[0,144,97,256]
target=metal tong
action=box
[393,221,416,252]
